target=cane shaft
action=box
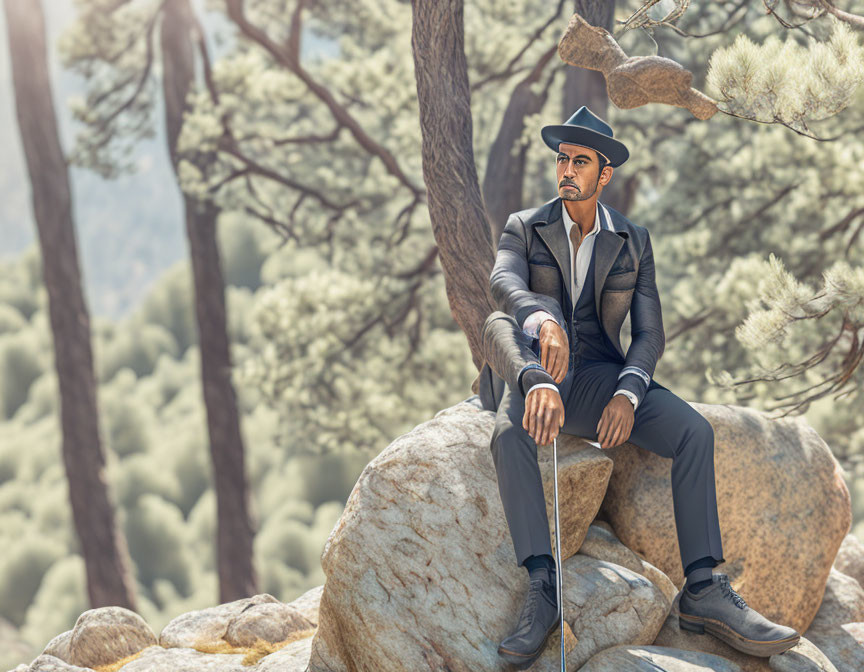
[553,436,566,671]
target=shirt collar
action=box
[561,199,601,238]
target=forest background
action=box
[1,0,863,668]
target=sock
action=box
[523,553,556,583]
[685,555,717,594]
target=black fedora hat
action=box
[541,105,629,168]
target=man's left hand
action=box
[596,395,635,450]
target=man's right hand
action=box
[523,388,565,446]
[539,320,568,384]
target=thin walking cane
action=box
[552,435,566,671]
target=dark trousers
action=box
[490,358,725,572]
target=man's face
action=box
[556,143,611,202]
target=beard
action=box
[560,172,601,201]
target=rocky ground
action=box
[8,398,864,671]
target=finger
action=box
[603,414,615,448]
[527,395,537,441]
[544,406,555,445]
[614,416,627,447]
[547,349,558,382]
[609,418,622,448]
[538,406,548,446]
[532,400,542,445]
[597,413,608,448]
[621,418,633,445]
[552,407,563,441]
[540,341,549,372]
[554,348,566,382]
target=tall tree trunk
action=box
[564,0,636,213]
[411,0,494,369]
[160,0,257,602]
[483,46,557,246]
[3,0,137,610]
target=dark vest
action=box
[568,238,625,367]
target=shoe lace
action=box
[718,574,747,609]
[517,582,540,627]
[518,574,556,627]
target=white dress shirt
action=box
[522,201,640,410]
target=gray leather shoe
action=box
[498,567,561,670]
[678,573,800,657]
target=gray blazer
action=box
[477,196,665,412]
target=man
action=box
[479,106,801,669]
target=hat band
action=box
[560,138,611,165]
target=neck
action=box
[563,197,598,236]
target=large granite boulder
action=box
[16,655,95,672]
[801,568,864,670]
[308,401,669,671]
[833,533,864,588]
[159,592,314,651]
[579,644,745,671]
[13,587,323,672]
[558,554,671,668]
[600,402,851,634]
[66,607,157,669]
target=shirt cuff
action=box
[614,388,639,410]
[527,382,560,398]
[522,310,558,339]
[617,366,650,388]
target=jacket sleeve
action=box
[615,230,665,407]
[490,213,567,331]
[482,311,556,398]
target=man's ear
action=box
[601,166,613,186]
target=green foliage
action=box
[217,214,272,291]
[128,263,198,353]
[706,17,864,131]
[290,453,371,508]
[0,304,26,336]
[241,265,475,457]
[0,536,64,627]
[124,494,192,596]
[18,555,88,653]
[256,515,314,575]
[58,0,162,178]
[101,397,155,459]
[0,333,45,420]
[99,324,179,382]
[0,247,42,321]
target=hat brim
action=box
[541,125,629,168]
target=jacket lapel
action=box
[534,199,627,319]
[593,221,626,319]
[533,198,573,306]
